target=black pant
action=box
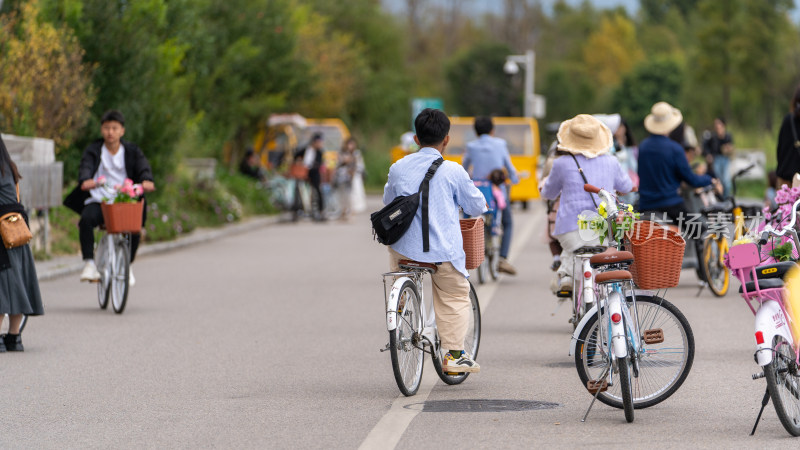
[308,169,323,213]
[80,203,141,263]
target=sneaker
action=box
[2,334,22,352]
[550,259,561,271]
[80,261,101,282]
[443,351,480,373]
[128,268,135,287]
[498,258,517,275]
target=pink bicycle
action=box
[727,197,800,436]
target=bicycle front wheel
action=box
[110,237,131,314]
[432,282,481,385]
[575,294,694,409]
[389,280,424,396]
[96,234,111,309]
[765,335,800,436]
[702,235,730,297]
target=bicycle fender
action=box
[754,300,795,366]
[608,291,628,359]
[569,305,599,356]
[386,276,413,332]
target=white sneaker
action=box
[80,261,101,282]
[128,268,135,287]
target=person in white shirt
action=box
[63,110,156,283]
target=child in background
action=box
[489,169,506,235]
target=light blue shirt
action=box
[383,147,487,277]
[462,134,519,184]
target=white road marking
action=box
[359,206,545,450]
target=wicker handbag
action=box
[0,185,32,249]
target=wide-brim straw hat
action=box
[644,101,683,135]
[557,114,613,158]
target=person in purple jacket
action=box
[541,114,633,294]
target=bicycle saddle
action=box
[397,259,438,273]
[701,200,734,215]
[739,277,784,294]
[755,261,796,281]
[573,246,607,255]
[590,249,634,268]
[595,270,633,284]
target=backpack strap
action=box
[419,158,444,252]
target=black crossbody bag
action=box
[371,158,444,251]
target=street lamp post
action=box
[504,50,543,118]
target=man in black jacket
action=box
[63,110,155,283]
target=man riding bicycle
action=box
[383,108,487,373]
[63,110,156,284]
[462,116,519,275]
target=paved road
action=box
[2,199,796,448]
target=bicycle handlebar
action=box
[759,198,800,251]
[584,184,601,194]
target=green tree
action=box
[611,58,684,137]
[0,0,95,151]
[734,0,793,130]
[445,41,520,116]
[692,0,739,121]
[582,14,643,87]
[42,0,191,183]
[541,63,596,123]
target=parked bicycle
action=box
[381,260,481,396]
[727,197,800,436]
[93,228,132,314]
[698,163,758,297]
[570,184,695,423]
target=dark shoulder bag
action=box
[371,158,444,251]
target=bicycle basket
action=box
[460,217,485,270]
[101,201,144,234]
[624,220,685,290]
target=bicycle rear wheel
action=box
[575,294,694,409]
[432,282,481,385]
[389,280,424,396]
[617,353,634,423]
[764,335,800,436]
[96,234,111,309]
[702,235,730,297]
[110,236,131,314]
[488,235,500,281]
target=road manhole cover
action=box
[544,361,574,369]
[405,399,561,412]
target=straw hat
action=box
[644,101,683,135]
[557,114,613,158]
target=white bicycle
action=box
[382,259,481,396]
[94,229,132,314]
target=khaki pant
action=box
[389,248,471,352]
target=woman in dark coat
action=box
[776,84,800,188]
[0,134,43,352]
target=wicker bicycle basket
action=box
[101,201,144,234]
[624,220,685,290]
[460,217,485,270]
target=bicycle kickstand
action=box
[581,365,610,423]
[750,387,771,436]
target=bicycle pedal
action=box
[586,379,608,394]
[643,328,664,344]
[556,290,572,298]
